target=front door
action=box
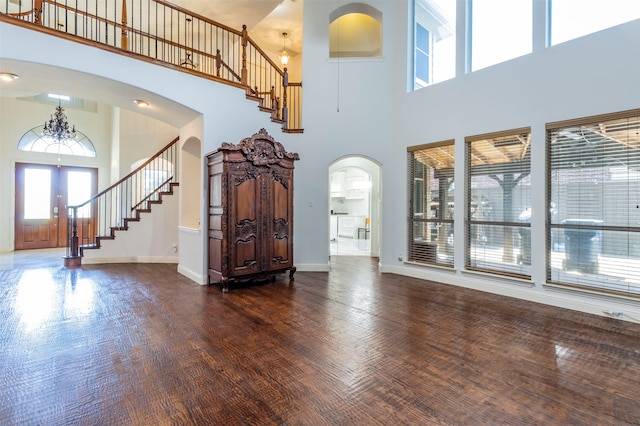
[14,163,97,250]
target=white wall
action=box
[118,108,178,177]
[295,0,400,271]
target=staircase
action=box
[64,137,179,266]
[0,0,304,132]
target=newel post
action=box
[121,0,129,50]
[34,0,43,25]
[282,68,289,129]
[64,206,81,267]
[216,49,222,77]
[241,25,248,85]
[70,207,79,258]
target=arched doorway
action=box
[329,156,381,258]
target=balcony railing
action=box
[1,0,303,132]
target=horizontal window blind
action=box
[466,129,531,279]
[547,110,640,297]
[408,141,455,267]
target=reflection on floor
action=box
[0,248,66,270]
[330,237,371,256]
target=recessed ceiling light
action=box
[134,99,149,107]
[0,73,19,82]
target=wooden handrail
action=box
[131,176,173,211]
[70,136,179,210]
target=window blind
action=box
[407,141,455,267]
[465,129,531,279]
[547,110,640,297]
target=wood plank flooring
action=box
[1,253,639,425]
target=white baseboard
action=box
[82,256,178,265]
[178,264,207,285]
[382,263,640,324]
[296,263,330,272]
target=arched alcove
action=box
[329,3,383,58]
[180,136,201,229]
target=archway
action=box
[329,156,381,258]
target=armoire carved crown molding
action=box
[220,128,299,168]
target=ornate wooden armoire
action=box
[206,129,299,292]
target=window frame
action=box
[407,140,455,267]
[465,127,532,280]
[546,109,640,298]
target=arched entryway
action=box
[329,156,381,258]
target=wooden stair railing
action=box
[64,137,179,265]
[0,0,303,133]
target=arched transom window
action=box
[18,126,96,157]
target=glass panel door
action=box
[15,164,59,249]
[15,164,98,250]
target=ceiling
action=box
[174,0,304,58]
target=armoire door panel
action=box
[209,238,223,272]
[271,236,290,264]
[234,239,258,274]
[272,180,290,221]
[234,177,258,222]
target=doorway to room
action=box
[329,157,381,257]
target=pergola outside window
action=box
[465,128,532,279]
[547,110,640,297]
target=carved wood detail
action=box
[207,129,298,292]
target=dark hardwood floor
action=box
[1,251,639,425]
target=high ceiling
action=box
[165,0,303,61]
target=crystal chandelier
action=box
[43,101,76,142]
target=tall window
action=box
[549,0,640,46]
[413,0,455,89]
[407,141,455,267]
[469,0,532,71]
[547,110,640,297]
[466,129,531,278]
